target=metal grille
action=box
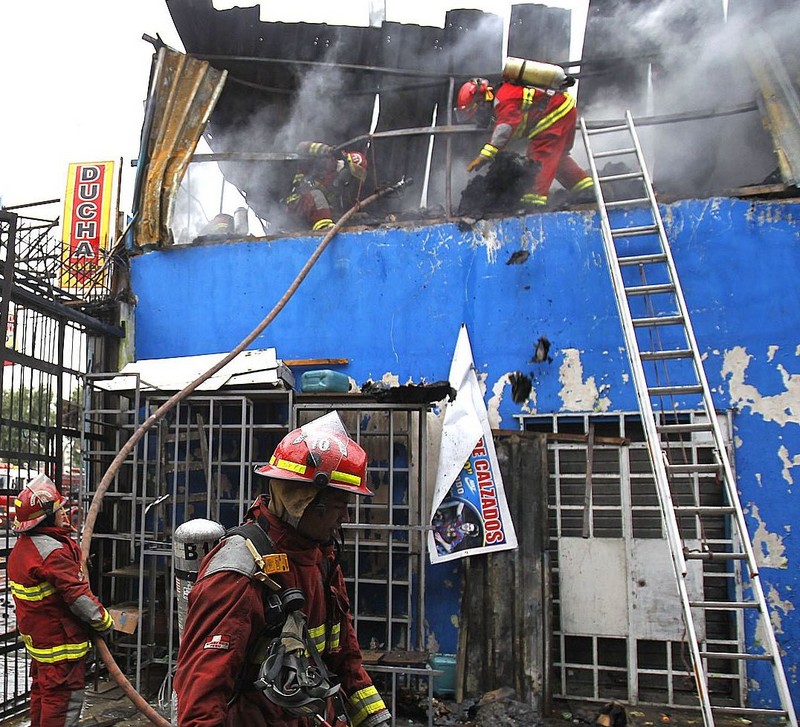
[518,411,742,709]
[82,385,292,694]
[0,208,120,720]
[295,402,433,721]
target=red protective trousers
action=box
[526,106,588,197]
[29,659,86,727]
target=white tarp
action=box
[428,324,518,564]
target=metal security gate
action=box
[0,207,123,719]
[517,411,742,710]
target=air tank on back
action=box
[502,57,574,90]
[173,518,226,637]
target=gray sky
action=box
[0,0,586,214]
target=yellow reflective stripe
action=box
[521,87,537,110]
[528,93,575,138]
[520,193,548,206]
[10,579,57,601]
[20,633,91,663]
[331,469,361,486]
[480,143,498,159]
[307,623,327,653]
[270,456,307,475]
[572,177,593,191]
[312,219,334,231]
[329,622,340,649]
[97,611,113,631]
[348,685,388,727]
[306,621,341,652]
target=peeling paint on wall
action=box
[558,349,611,412]
[760,585,795,637]
[777,445,800,485]
[722,346,800,426]
[472,221,502,264]
[487,374,509,429]
[378,372,401,388]
[750,503,788,569]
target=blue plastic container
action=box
[300,369,351,393]
[429,653,457,697]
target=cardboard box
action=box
[108,605,141,635]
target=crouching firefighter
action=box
[174,412,391,727]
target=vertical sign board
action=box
[428,324,518,564]
[61,161,115,290]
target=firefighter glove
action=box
[467,155,487,173]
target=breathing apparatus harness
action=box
[225,516,350,726]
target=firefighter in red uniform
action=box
[8,474,113,727]
[284,142,368,232]
[174,412,390,727]
[457,77,593,208]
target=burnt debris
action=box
[458,152,539,217]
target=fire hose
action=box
[79,177,411,726]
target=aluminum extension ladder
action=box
[580,111,798,727]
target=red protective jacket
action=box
[8,526,112,663]
[477,82,592,203]
[175,498,389,727]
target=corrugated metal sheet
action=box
[159,0,799,228]
[133,47,227,247]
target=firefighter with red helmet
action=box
[8,474,113,727]
[284,142,369,232]
[457,75,593,208]
[175,412,390,727]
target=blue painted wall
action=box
[131,197,800,706]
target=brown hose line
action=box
[80,179,408,725]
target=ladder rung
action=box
[599,171,642,182]
[690,600,760,609]
[649,384,704,397]
[625,283,675,296]
[606,197,650,208]
[617,252,667,266]
[684,550,747,561]
[632,315,685,327]
[641,349,693,361]
[657,421,712,432]
[674,506,736,515]
[667,462,720,473]
[700,651,773,661]
[589,124,629,135]
[610,224,659,237]
[593,146,636,158]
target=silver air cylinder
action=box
[502,57,570,90]
[173,518,226,637]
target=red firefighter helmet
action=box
[344,151,368,182]
[456,77,494,122]
[255,412,372,497]
[12,473,66,533]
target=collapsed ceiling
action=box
[157,0,799,237]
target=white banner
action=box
[428,324,518,564]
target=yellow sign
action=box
[61,161,116,290]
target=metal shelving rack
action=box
[294,400,435,720]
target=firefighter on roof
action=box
[174,412,391,727]
[457,70,593,209]
[8,474,113,727]
[284,142,369,232]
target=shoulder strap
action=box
[225,517,290,590]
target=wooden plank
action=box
[546,431,628,446]
[457,431,549,711]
